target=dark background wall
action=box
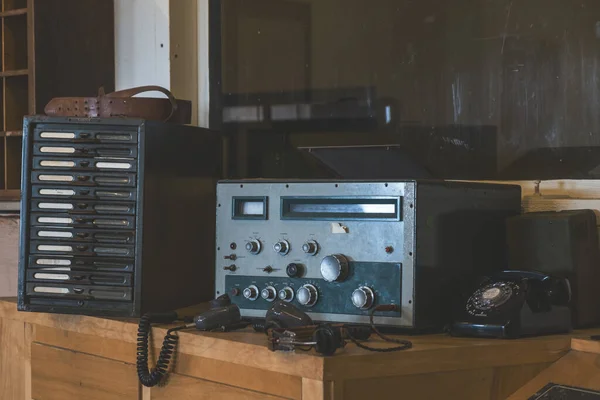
[217,0,600,179]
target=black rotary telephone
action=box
[450,270,572,339]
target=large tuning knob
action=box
[351,286,375,310]
[296,284,318,307]
[320,254,349,282]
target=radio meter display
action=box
[232,197,268,219]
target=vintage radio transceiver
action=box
[215,180,521,330]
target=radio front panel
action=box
[215,181,417,327]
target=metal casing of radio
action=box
[214,180,521,330]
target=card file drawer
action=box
[30,240,135,258]
[31,213,135,229]
[26,270,132,286]
[34,126,138,144]
[31,171,137,187]
[30,227,135,244]
[31,200,136,215]
[26,283,133,301]
[33,156,137,172]
[31,185,137,201]
[27,255,135,272]
[33,143,138,158]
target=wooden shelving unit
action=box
[0,0,115,200]
[0,0,27,198]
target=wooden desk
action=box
[0,297,598,400]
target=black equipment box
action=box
[507,210,600,328]
[18,116,221,317]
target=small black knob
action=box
[224,254,237,260]
[79,133,90,139]
[286,263,303,278]
[263,266,274,273]
[223,265,237,271]
[79,161,90,167]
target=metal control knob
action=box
[245,240,262,255]
[260,286,277,302]
[286,263,303,278]
[278,287,295,302]
[242,285,259,301]
[302,240,319,256]
[320,254,349,282]
[296,284,318,307]
[273,240,290,255]
[351,286,375,310]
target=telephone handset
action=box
[451,270,572,339]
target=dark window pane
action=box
[214,0,600,180]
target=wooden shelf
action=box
[0,0,114,197]
[0,68,27,77]
[3,0,27,12]
[0,189,18,200]
[0,8,26,17]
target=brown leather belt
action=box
[44,85,192,124]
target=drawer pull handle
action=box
[34,286,69,294]
[76,232,90,239]
[79,133,90,139]
[39,175,74,182]
[75,148,90,154]
[79,161,90,167]
[40,146,75,154]
[73,288,85,294]
[71,275,85,281]
[76,203,89,209]
[80,190,90,195]
[41,160,75,168]
[96,162,132,169]
[40,132,75,139]
[76,245,89,252]
[39,189,76,196]
[77,176,90,181]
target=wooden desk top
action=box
[2,297,599,384]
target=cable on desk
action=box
[136,312,187,387]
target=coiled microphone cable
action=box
[136,312,190,387]
[136,303,244,387]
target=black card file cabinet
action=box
[18,116,222,317]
